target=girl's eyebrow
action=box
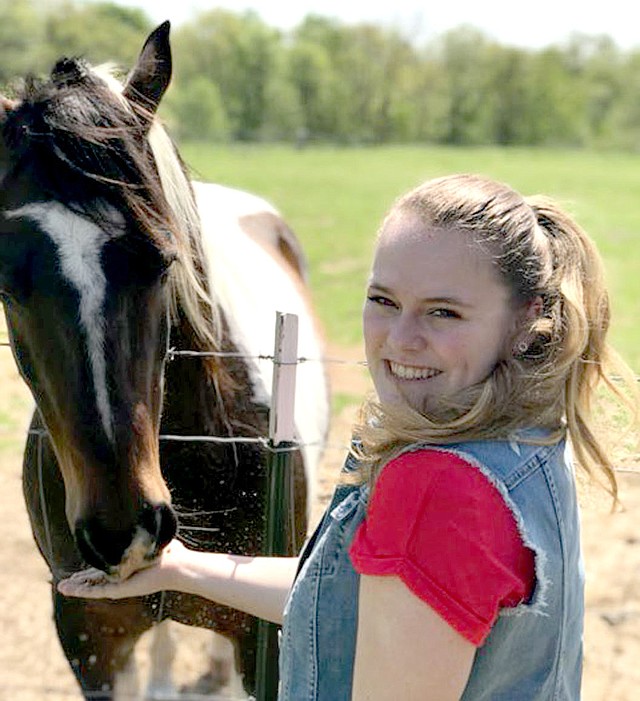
[367,283,473,308]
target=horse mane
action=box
[146,114,223,353]
[5,59,223,357]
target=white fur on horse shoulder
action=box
[5,202,122,443]
[200,182,280,218]
[194,181,329,509]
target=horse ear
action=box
[123,21,172,114]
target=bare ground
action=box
[0,333,638,700]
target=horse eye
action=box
[150,246,177,280]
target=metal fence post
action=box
[255,312,299,701]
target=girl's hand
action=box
[58,541,297,624]
[57,538,187,599]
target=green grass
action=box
[331,392,364,416]
[180,143,640,371]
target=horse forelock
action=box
[5,61,172,246]
[6,60,223,357]
[89,63,223,355]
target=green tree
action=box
[2,3,637,148]
[527,47,587,146]
[259,51,304,142]
[484,46,535,145]
[605,50,640,150]
[433,27,495,145]
[0,0,46,87]
[287,40,338,139]
[173,10,282,140]
[162,76,229,142]
[40,1,152,70]
[337,24,417,142]
[292,15,352,140]
[567,35,625,145]
[394,46,451,143]
[292,17,418,143]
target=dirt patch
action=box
[0,331,638,699]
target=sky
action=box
[106,0,640,51]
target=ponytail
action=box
[528,197,638,502]
[352,175,638,504]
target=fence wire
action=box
[0,336,639,700]
[0,337,360,700]
[1,338,637,473]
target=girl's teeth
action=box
[390,362,439,380]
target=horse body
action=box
[194,180,327,486]
[1,22,329,699]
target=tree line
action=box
[2,0,640,149]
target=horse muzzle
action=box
[74,502,177,579]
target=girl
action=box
[59,174,638,700]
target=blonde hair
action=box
[354,174,638,502]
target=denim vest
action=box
[279,434,584,700]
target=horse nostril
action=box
[140,503,177,554]
[75,519,135,572]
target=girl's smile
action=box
[363,212,527,413]
[387,362,442,381]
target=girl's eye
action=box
[430,308,460,319]
[367,294,397,308]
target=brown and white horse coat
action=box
[0,21,329,700]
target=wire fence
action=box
[0,329,639,700]
[0,330,365,701]
[0,337,637,473]
[0,338,364,453]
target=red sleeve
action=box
[348,449,535,646]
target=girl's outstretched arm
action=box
[57,539,299,625]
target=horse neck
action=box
[146,125,267,434]
[163,306,265,436]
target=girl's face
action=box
[363,212,524,413]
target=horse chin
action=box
[112,528,162,582]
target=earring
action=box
[514,340,529,355]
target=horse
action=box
[0,21,329,700]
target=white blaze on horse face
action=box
[6,202,124,443]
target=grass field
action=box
[180,143,640,371]
[0,144,639,700]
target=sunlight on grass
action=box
[180,143,640,371]
[331,392,363,416]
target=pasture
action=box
[181,143,640,370]
[0,144,638,699]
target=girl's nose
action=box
[388,313,425,351]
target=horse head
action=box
[0,23,181,578]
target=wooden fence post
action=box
[255,312,299,701]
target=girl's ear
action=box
[509,295,544,357]
[523,295,544,322]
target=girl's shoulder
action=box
[371,447,514,536]
[352,446,536,645]
[388,431,567,484]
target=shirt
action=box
[349,449,535,645]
